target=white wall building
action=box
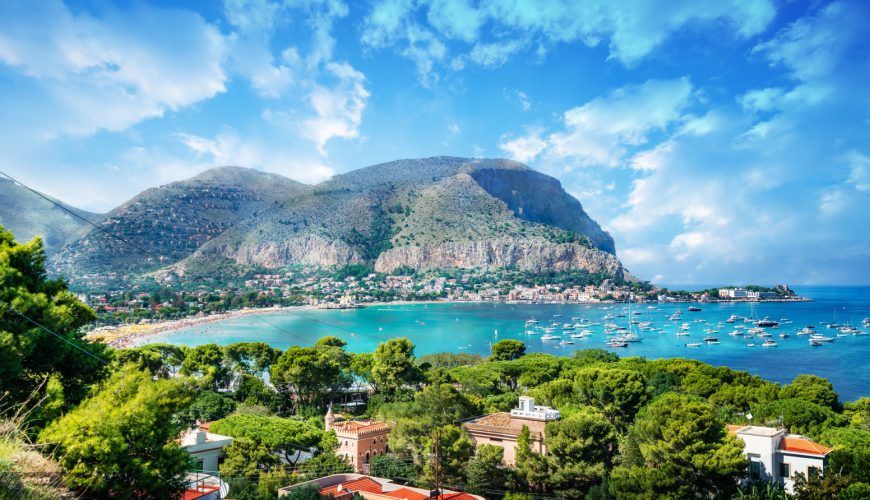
[729,425,832,493]
[179,422,234,473]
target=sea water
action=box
[139,286,870,400]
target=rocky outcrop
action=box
[198,234,365,269]
[374,238,625,277]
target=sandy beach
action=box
[84,305,321,348]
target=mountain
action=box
[0,177,101,253]
[49,166,305,280]
[174,157,625,278]
[48,158,629,285]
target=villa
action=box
[461,396,561,465]
[728,425,832,493]
[178,421,233,473]
[277,473,483,499]
[326,405,392,473]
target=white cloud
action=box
[177,130,335,184]
[0,0,227,136]
[361,0,777,83]
[500,78,693,167]
[846,151,870,192]
[499,130,548,163]
[301,62,370,153]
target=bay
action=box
[138,286,870,400]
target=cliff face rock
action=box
[467,165,616,254]
[375,238,625,277]
[198,234,365,269]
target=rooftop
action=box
[333,420,392,435]
[733,425,786,437]
[779,436,833,456]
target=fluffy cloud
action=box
[301,62,370,153]
[0,0,227,136]
[607,2,870,284]
[500,78,693,167]
[361,0,776,82]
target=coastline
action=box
[87,296,813,349]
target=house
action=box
[461,396,560,465]
[276,473,483,499]
[179,421,234,473]
[326,406,392,473]
[728,425,832,493]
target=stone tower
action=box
[325,403,335,432]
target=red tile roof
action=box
[320,477,383,496]
[182,485,220,500]
[384,487,429,500]
[779,436,832,455]
[439,493,478,500]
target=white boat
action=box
[541,334,561,340]
[524,319,539,326]
[676,331,690,336]
[559,340,574,345]
[762,339,778,347]
[726,314,740,323]
[746,343,756,347]
[686,342,702,347]
[728,330,742,336]
[525,329,539,335]
[809,335,835,343]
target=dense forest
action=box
[1,227,868,499]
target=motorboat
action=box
[809,334,835,343]
[779,332,789,338]
[686,342,702,347]
[607,340,628,348]
[762,339,778,347]
[756,317,779,327]
[541,334,561,340]
[688,306,702,312]
[559,340,574,345]
[703,336,719,342]
[726,314,740,323]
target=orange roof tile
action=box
[439,493,478,500]
[726,424,746,434]
[384,487,429,500]
[779,436,832,455]
[320,477,383,496]
[333,420,392,434]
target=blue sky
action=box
[1,0,869,285]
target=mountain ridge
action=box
[33,158,630,287]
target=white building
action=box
[179,421,234,473]
[729,425,832,493]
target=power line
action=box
[0,169,159,259]
[2,304,108,365]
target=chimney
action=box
[195,430,207,445]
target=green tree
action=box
[180,343,231,390]
[210,414,323,465]
[421,425,474,489]
[270,345,342,411]
[792,470,851,499]
[219,436,279,476]
[39,365,195,497]
[490,339,526,361]
[0,228,107,408]
[370,455,418,483]
[574,368,650,431]
[371,338,423,397]
[415,382,480,427]
[465,444,507,496]
[609,393,746,499]
[223,342,280,374]
[183,390,237,423]
[543,411,617,497]
[780,374,841,411]
[819,427,870,483]
[751,398,841,438]
[514,424,549,493]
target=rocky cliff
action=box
[374,238,626,277]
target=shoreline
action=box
[86,296,814,349]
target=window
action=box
[365,452,370,464]
[808,466,821,480]
[749,460,761,480]
[195,459,204,471]
[779,462,790,479]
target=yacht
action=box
[541,333,561,340]
[703,336,719,343]
[779,332,789,339]
[688,306,702,312]
[756,317,779,327]
[607,340,628,348]
[559,340,574,345]
[524,319,539,326]
[686,342,702,347]
[809,334,835,343]
[762,339,778,347]
[726,314,740,323]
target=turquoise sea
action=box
[139,286,870,401]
